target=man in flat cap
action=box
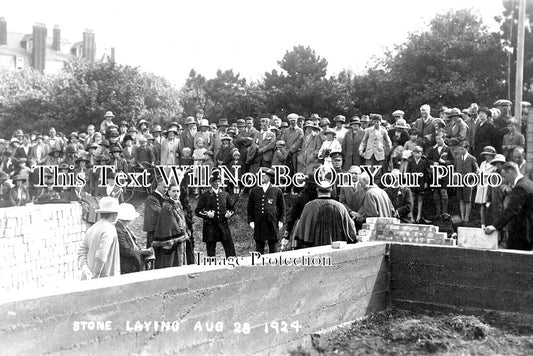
[279,113,303,193]
[342,117,365,170]
[412,104,435,149]
[247,168,286,254]
[359,114,392,170]
[493,99,513,149]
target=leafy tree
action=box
[179,69,265,123]
[349,9,507,121]
[262,45,338,117]
[0,59,182,135]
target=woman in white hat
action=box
[77,197,121,279]
[318,128,341,168]
[116,203,154,273]
[475,146,497,227]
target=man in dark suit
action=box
[143,177,167,248]
[485,162,533,251]
[255,118,276,169]
[179,117,197,156]
[339,165,366,229]
[342,117,365,170]
[247,168,286,254]
[426,133,454,217]
[384,169,414,223]
[195,171,236,257]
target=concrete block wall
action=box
[390,244,533,325]
[358,217,456,246]
[0,243,390,355]
[0,204,85,293]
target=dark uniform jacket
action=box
[494,176,533,251]
[143,191,166,232]
[247,184,286,241]
[473,121,498,160]
[195,188,234,242]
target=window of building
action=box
[16,57,23,70]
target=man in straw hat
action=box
[77,197,121,279]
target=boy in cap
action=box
[502,119,525,161]
[454,142,478,223]
[134,136,155,167]
[272,140,288,166]
[406,145,431,223]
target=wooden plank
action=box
[391,262,533,292]
[392,283,533,314]
[390,244,533,274]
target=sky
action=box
[2,0,505,86]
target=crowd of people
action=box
[1,101,533,279]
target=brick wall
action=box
[0,203,85,293]
[358,217,456,246]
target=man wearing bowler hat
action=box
[77,197,121,279]
[247,168,286,254]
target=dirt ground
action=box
[290,309,533,356]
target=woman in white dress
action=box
[474,146,496,227]
[318,128,342,168]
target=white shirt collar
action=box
[212,187,219,194]
[262,182,270,192]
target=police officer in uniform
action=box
[247,168,286,254]
[195,170,236,257]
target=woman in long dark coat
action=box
[153,183,189,269]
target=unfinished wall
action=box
[390,244,533,324]
[0,243,389,355]
[0,204,85,293]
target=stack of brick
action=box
[0,203,86,293]
[358,217,455,246]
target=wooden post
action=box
[527,110,533,179]
[515,0,526,125]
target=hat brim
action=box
[118,212,139,220]
[481,151,496,156]
[490,159,505,165]
[95,209,119,213]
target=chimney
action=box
[0,17,6,46]
[82,29,95,63]
[110,47,115,62]
[52,25,60,51]
[32,23,47,73]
